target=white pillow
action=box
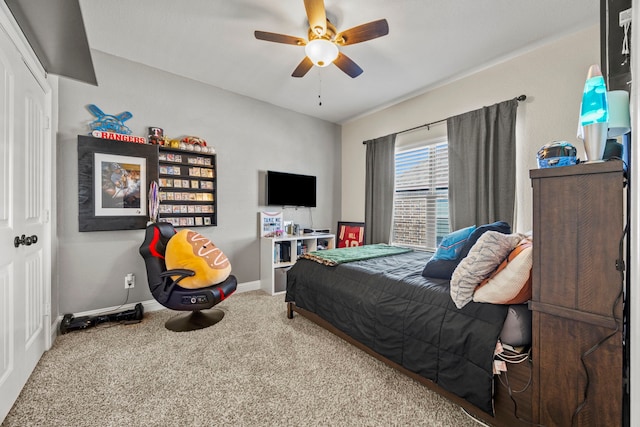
[450,231,523,309]
[473,241,533,304]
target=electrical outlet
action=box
[124,273,135,289]
[620,8,632,27]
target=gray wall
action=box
[341,26,600,233]
[56,51,340,315]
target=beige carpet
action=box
[2,291,479,427]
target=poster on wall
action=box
[94,152,147,217]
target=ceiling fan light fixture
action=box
[305,39,338,67]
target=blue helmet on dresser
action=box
[536,141,578,168]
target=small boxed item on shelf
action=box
[317,239,330,250]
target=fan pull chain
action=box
[318,71,322,106]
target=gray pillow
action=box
[450,231,523,309]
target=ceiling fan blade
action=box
[254,31,306,46]
[333,52,363,78]
[304,0,327,36]
[335,19,389,45]
[292,57,314,78]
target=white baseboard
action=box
[238,280,261,293]
[52,279,265,337]
[49,319,57,348]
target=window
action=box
[391,139,449,251]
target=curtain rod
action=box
[363,94,527,143]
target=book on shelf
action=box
[274,241,291,263]
[274,242,280,263]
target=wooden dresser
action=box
[529,161,625,426]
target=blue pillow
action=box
[431,225,476,261]
[422,258,459,280]
[422,221,512,280]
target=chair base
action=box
[164,308,225,332]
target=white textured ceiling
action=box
[78,0,599,124]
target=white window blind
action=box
[392,140,449,251]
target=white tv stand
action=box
[260,233,335,296]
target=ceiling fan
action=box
[254,0,389,78]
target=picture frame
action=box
[337,221,366,248]
[78,135,158,231]
[260,211,283,237]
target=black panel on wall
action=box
[77,135,159,232]
[602,5,632,427]
[600,4,632,425]
[601,0,632,91]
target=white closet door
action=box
[0,19,51,421]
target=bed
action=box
[285,243,533,426]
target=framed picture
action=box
[94,152,147,217]
[260,211,283,237]
[78,135,158,231]
[337,221,365,248]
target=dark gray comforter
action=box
[285,250,509,414]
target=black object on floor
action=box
[59,303,144,334]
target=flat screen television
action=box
[266,170,317,207]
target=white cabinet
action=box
[260,233,335,295]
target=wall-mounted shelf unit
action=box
[157,147,216,227]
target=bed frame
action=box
[287,301,534,427]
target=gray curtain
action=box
[446,99,517,230]
[364,134,396,244]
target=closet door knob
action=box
[14,234,38,247]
